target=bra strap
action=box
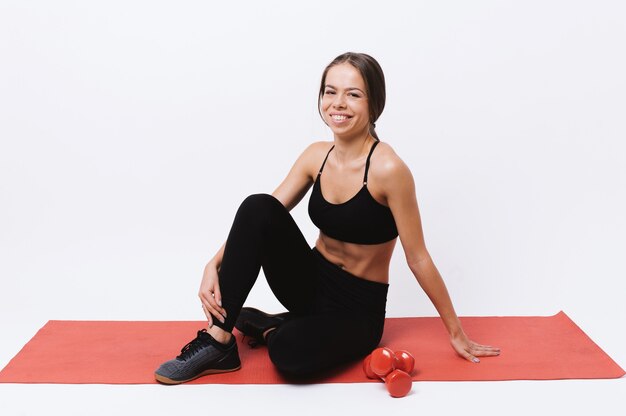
[318,145,335,176]
[363,140,380,185]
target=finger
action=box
[206,288,226,317]
[467,342,500,357]
[198,293,213,325]
[472,344,501,354]
[207,295,226,321]
[471,342,499,350]
[199,292,223,324]
[467,345,490,359]
[199,290,226,319]
[201,303,213,327]
[202,294,226,324]
[457,347,480,363]
[475,350,501,357]
[213,286,226,317]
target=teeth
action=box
[332,115,348,121]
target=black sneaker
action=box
[234,307,292,347]
[154,329,241,384]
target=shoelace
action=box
[177,329,209,360]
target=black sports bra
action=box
[308,140,399,245]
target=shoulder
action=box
[304,140,335,156]
[290,140,335,179]
[369,141,419,211]
[369,141,413,185]
[298,140,335,166]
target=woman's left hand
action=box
[450,332,501,363]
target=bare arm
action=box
[382,155,500,362]
[271,142,326,211]
[206,141,322,269]
[383,159,463,334]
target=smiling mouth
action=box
[331,114,351,122]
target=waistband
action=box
[311,247,389,317]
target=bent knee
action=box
[235,193,284,224]
[238,193,283,214]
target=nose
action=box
[332,92,347,108]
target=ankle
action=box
[207,324,232,345]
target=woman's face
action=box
[321,63,370,138]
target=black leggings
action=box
[213,193,389,377]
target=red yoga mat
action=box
[0,311,623,384]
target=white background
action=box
[1,1,624,414]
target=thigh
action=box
[266,314,381,377]
[216,193,318,331]
[258,200,318,314]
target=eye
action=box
[348,92,361,98]
[324,90,335,95]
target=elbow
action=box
[406,251,434,283]
[406,250,432,270]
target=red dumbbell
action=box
[364,347,414,398]
[370,347,396,377]
[384,368,413,398]
[394,350,415,374]
[363,354,377,379]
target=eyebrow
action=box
[324,84,365,94]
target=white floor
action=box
[0,379,624,416]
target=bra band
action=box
[363,140,379,185]
[318,145,335,176]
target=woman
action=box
[155,52,500,384]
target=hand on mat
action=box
[450,332,500,363]
[199,262,227,327]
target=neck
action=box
[332,129,375,165]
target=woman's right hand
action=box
[198,261,227,327]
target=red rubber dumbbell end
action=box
[370,347,396,377]
[385,369,413,398]
[363,354,377,379]
[394,350,415,374]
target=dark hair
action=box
[318,52,386,140]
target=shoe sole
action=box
[155,365,241,385]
